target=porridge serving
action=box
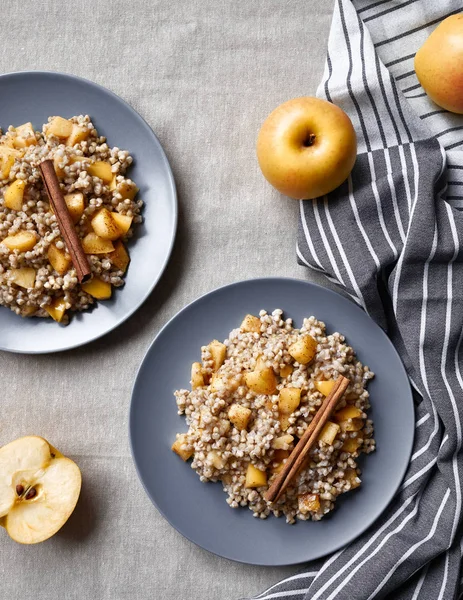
[0,115,143,324]
[172,310,375,523]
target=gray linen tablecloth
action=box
[0,1,335,599]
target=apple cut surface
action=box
[0,436,50,518]
[5,457,81,544]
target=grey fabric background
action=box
[0,1,335,599]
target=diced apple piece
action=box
[209,374,226,392]
[298,493,320,514]
[279,364,293,378]
[171,434,193,461]
[81,277,112,300]
[114,180,138,200]
[278,387,301,431]
[342,437,362,453]
[0,154,14,179]
[278,387,301,415]
[207,450,225,470]
[87,161,113,183]
[289,335,318,364]
[9,268,36,289]
[69,155,89,165]
[334,406,363,422]
[43,298,67,323]
[191,362,205,389]
[255,356,267,371]
[272,434,294,449]
[64,193,85,224]
[2,231,37,252]
[66,125,90,147]
[240,314,261,333]
[318,421,340,445]
[340,419,364,432]
[345,468,361,490]
[53,155,65,178]
[47,243,71,275]
[91,208,120,240]
[245,464,267,488]
[47,117,73,139]
[111,212,133,236]
[107,240,130,273]
[270,449,290,475]
[4,179,26,211]
[12,123,37,148]
[315,379,336,396]
[245,367,277,395]
[82,232,114,254]
[0,146,21,179]
[228,404,252,431]
[208,340,227,371]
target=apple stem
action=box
[303,133,316,147]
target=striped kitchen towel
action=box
[246,1,463,599]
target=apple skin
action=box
[415,14,463,114]
[256,97,357,200]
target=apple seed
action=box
[15,484,24,496]
[25,487,37,500]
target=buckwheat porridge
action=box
[0,115,142,324]
[172,310,375,523]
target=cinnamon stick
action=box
[265,375,350,504]
[39,160,91,283]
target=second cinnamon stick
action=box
[39,160,91,283]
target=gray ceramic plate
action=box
[130,278,414,566]
[0,71,177,353]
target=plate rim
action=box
[0,69,178,354]
[129,276,415,566]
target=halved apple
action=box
[0,436,81,544]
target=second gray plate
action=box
[0,71,177,353]
[130,278,414,566]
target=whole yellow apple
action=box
[256,97,357,200]
[415,14,463,114]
